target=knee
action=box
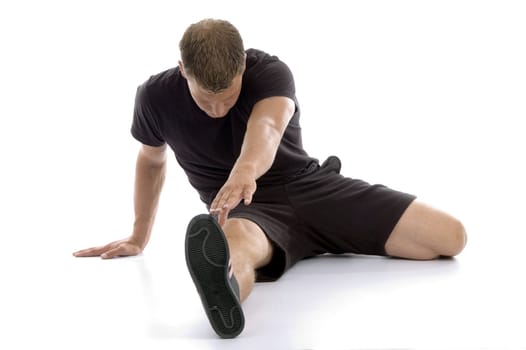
[441,219,467,257]
[223,219,247,238]
[222,218,273,266]
[223,219,251,254]
[223,219,258,249]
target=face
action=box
[180,64,243,119]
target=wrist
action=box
[130,226,150,250]
[231,162,258,179]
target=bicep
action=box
[248,96,295,136]
[138,143,167,167]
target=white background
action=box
[1,1,525,349]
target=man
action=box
[73,19,467,338]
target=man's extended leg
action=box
[385,200,467,259]
[185,214,273,338]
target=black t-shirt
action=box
[131,48,317,203]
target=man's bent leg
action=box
[222,218,273,302]
[385,200,467,259]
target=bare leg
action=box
[222,218,273,302]
[385,200,467,259]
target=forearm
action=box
[210,97,293,224]
[232,123,281,180]
[131,152,166,249]
[231,96,294,180]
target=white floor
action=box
[1,1,526,349]
[2,204,526,350]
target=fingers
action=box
[101,246,128,259]
[209,192,241,227]
[73,240,140,259]
[243,188,253,206]
[211,184,255,213]
[209,199,231,227]
[73,245,110,257]
[216,206,231,227]
[209,180,256,227]
[210,188,234,214]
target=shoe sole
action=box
[185,214,245,338]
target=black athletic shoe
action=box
[185,214,245,339]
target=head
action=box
[179,19,246,118]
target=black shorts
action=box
[228,156,416,282]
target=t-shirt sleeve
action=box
[130,84,165,147]
[250,57,296,104]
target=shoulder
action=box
[137,67,183,102]
[141,67,181,87]
[245,48,278,64]
[245,48,292,76]
[243,48,296,101]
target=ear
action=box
[178,60,186,78]
[241,53,247,74]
